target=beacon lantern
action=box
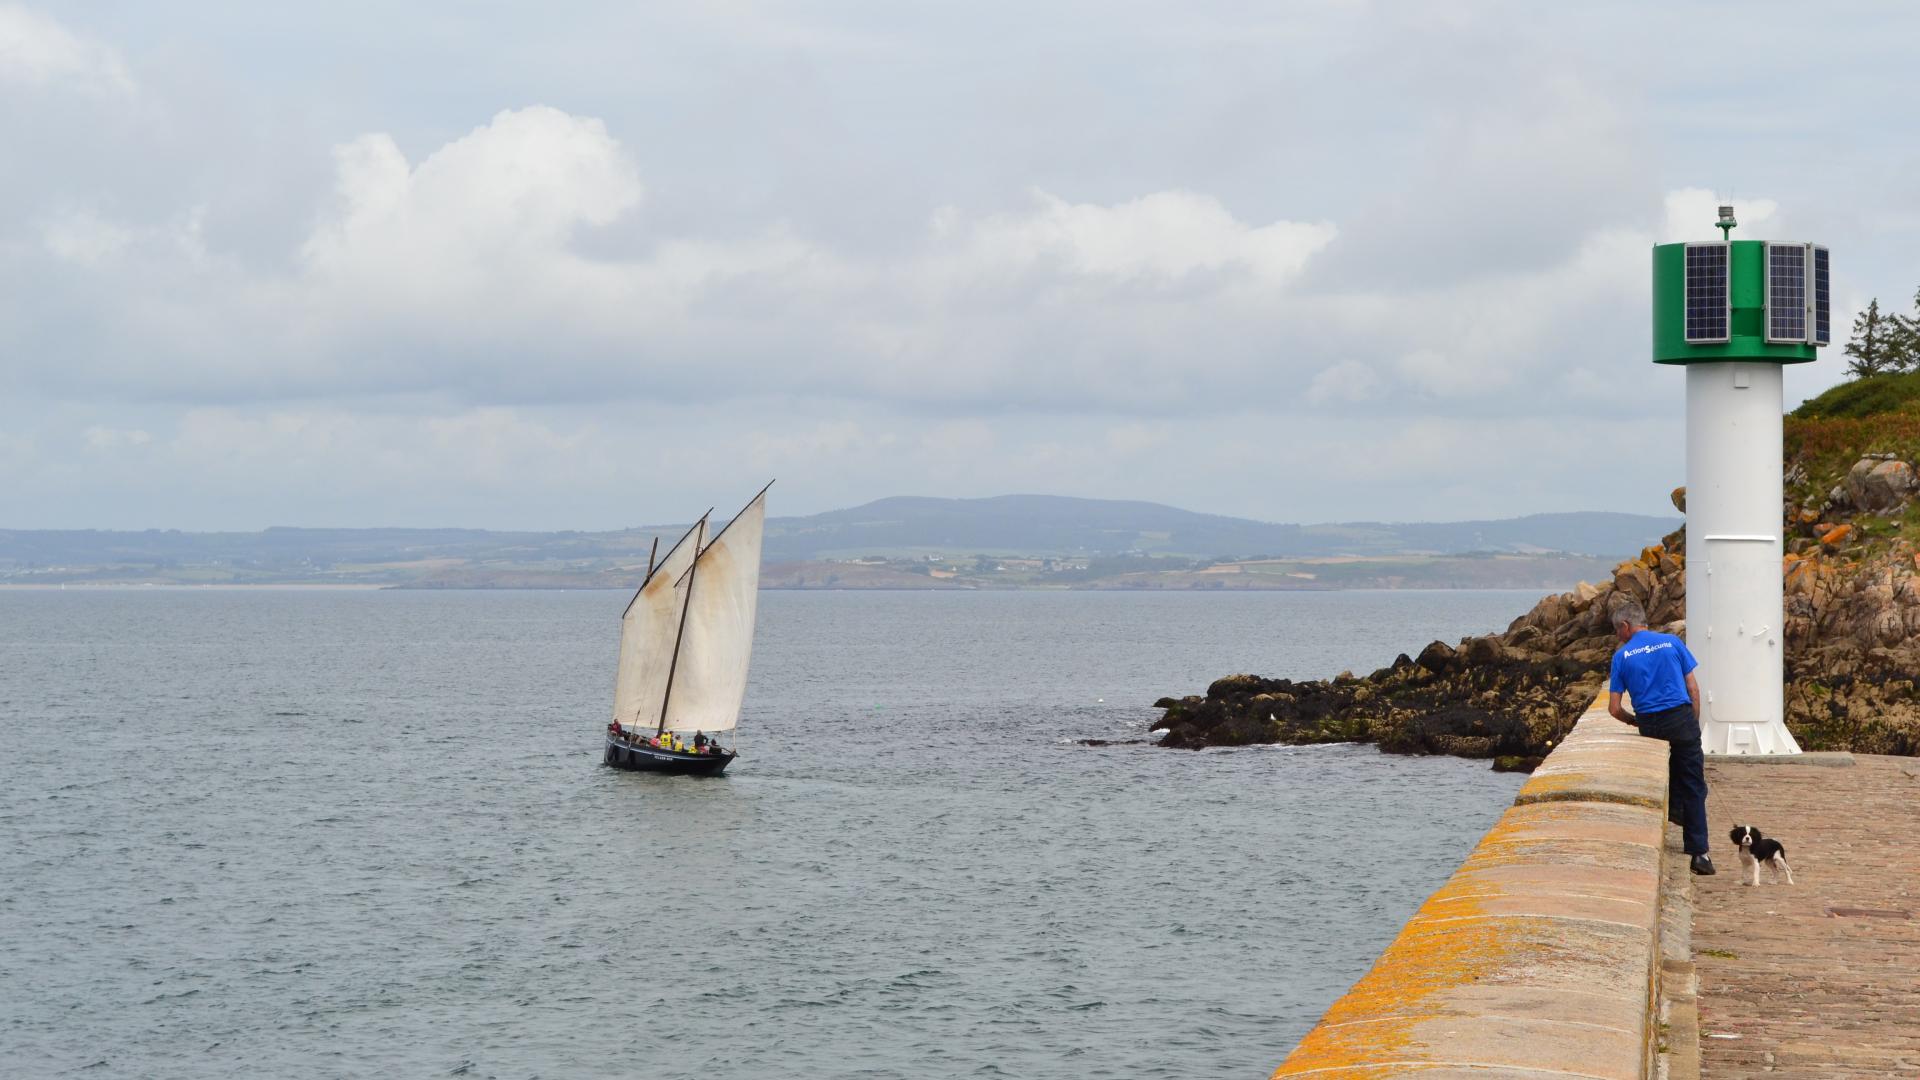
[1651,206,1826,754]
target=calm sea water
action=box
[0,589,1534,1079]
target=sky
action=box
[3,2,1917,531]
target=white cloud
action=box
[1395,349,1469,397]
[1104,421,1170,456]
[1307,359,1381,404]
[2,91,1773,439]
[7,105,1353,415]
[41,210,133,266]
[5,1,1904,531]
[747,421,893,468]
[0,6,133,95]
[299,107,646,318]
[81,424,150,450]
[936,189,1336,284]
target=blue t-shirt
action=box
[1609,630,1697,713]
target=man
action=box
[1606,600,1714,875]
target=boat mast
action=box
[675,480,771,752]
[695,479,775,554]
[621,512,709,621]
[645,536,658,579]
[657,520,705,736]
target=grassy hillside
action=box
[1785,374,1920,541]
[1791,371,1920,420]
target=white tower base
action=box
[1684,362,1800,755]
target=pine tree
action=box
[1887,286,1920,373]
[1845,298,1894,377]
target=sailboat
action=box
[604,483,770,776]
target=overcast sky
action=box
[3,2,1915,531]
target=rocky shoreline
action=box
[1154,449,1920,768]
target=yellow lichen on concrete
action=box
[1271,699,1669,1079]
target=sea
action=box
[0,588,1538,1079]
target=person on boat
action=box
[694,731,708,752]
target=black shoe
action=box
[1690,855,1716,876]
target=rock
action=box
[1566,644,1615,666]
[1646,582,1681,626]
[1415,640,1456,673]
[1460,635,1506,665]
[1613,559,1655,604]
[1207,674,1263,697]
[1492,755,1544,773]
[1845,458,1919,513]
[1526,592,1572,631]
[1154,481,1920,763]
[1671,486,1687,513]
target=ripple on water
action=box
[1,588,1530,1079]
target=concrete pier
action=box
[1267,697,1920,1079]
[1693,755,1920,1078]
[1272,696,1671,1079]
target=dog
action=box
[1728,825,1794,886]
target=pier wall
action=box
[1272,696,1672,1080]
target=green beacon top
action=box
[1651,206,1827,365]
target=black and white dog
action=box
[1728,825,1794,886]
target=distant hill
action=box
[762,495,1678,560]
[0,496,1679,586]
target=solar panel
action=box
[1767,243,1808,342]
[1813,245,1830,346]
[1684,243,1729,343]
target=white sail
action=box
[611,517,705,731]
[660,485,768,734]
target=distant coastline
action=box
[0,582,383,591]
[1,551,1618,593]
[2,495,1676,592]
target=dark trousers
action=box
[1634,704,1709,855]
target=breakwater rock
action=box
[1158,444,1920,763]
[1152,545,1666,763]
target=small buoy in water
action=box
[1096,698,1104,703]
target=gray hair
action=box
[1610,599,1647,630]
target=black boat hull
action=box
[604,735,735,776]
